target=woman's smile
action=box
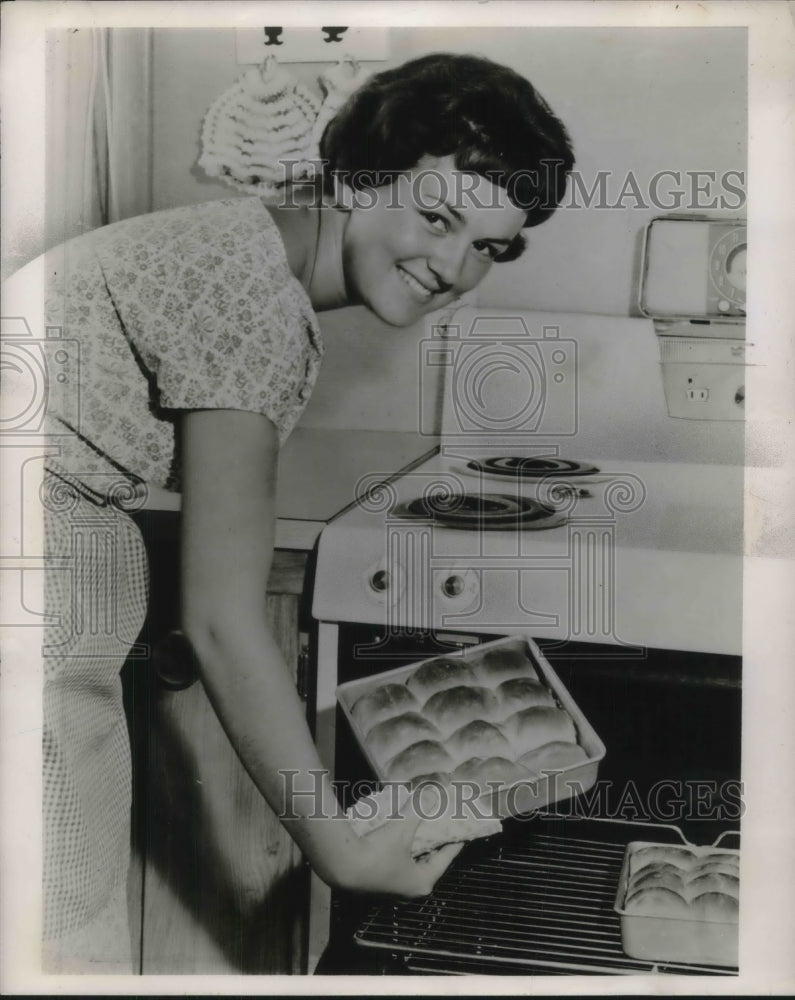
[396,264,445,302]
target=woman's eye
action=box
[421,211,448,232]
[472,240,499,260]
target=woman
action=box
[33,52,574,970]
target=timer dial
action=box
[709,227,746,308]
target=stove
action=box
[307,307,744,974]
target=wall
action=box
[149,28,747,462]
[151,26,747,316]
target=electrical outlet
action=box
[658,336,746,421]
[662,362,745,420]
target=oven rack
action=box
[354,822,738,977]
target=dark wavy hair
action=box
[319,53,575,261]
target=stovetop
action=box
[323,451,743,551]
[313,452,744,655]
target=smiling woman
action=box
[335,156,528,326]
[315,52,575,324]
[22,50,574,972]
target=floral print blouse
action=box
[43,198,324,501]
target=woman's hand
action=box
[331,796,464,897]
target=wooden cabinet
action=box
[125,514,312,974]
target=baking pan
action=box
[336,634,606,820]
[613,829,739,967]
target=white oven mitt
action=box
[345,783,502,858]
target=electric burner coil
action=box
[392,492,567,530]
[466,457,601,479]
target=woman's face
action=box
[341,155,527,326]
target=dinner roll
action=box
[502,706,577,756]
[406,657,477,700]
[627,868,686,897]
[518,740,587,775]
[497,677,556,716]
[623,885,690,918]
[452,756,533,793]
[385,740,455,783]
[689,890,739,921]
[688,872,740,901]
[472,643,539,687]
[628,862,688,891]
[364,712,441,767]
[629,845,695,877]
[422,685,500,736]
[351,683,419,734]
[695,857,740,879]
[445,720,513,765]
[407,770,452,791]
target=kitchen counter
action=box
[140,428,436,550]
[274,429,437,548]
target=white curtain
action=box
[46,27,153,252]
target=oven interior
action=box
[317,624,741,975]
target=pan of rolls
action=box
[336,635,606,822]
[613,837,739,966]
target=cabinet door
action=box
[140,555,310,974]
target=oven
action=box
[307,302,745,976]
[310,624,741,975]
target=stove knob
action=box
[442,574,465,598]
[370,569,391,593]
[363,558,406,605]
[434,566,479,613]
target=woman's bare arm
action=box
[179,408,460,894]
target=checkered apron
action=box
[41,470,148,972]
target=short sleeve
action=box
[93,199,324,445]
[153,281,322,443]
